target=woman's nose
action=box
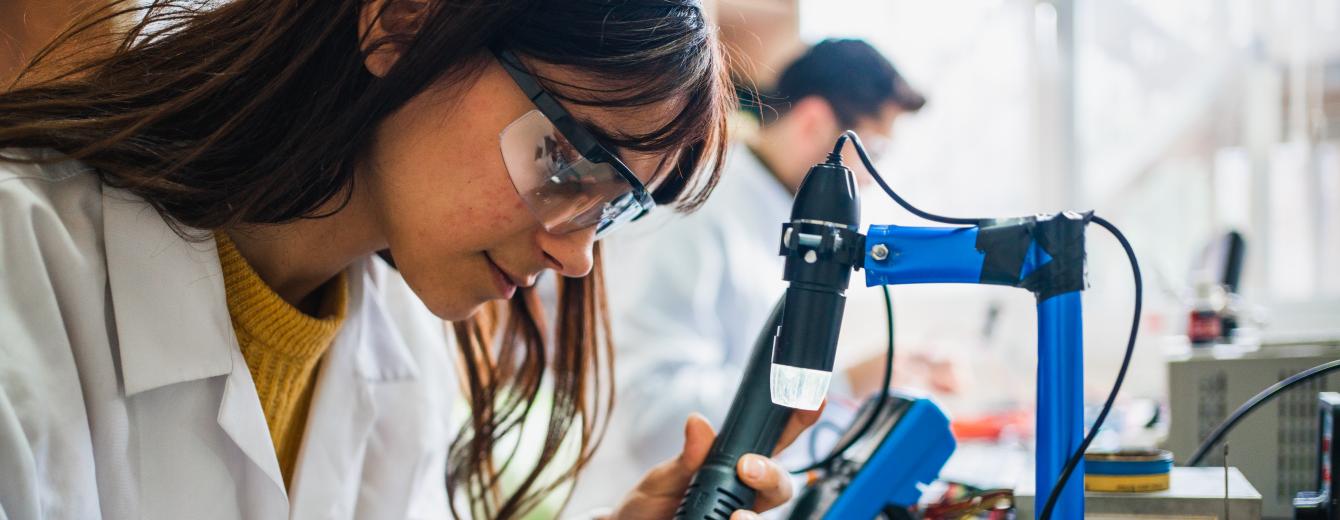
[537,226,597,278]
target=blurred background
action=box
[699,0,1340,517]
[707,0,1340,406]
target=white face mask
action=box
[857,133,892,163]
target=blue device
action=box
[788,393,955,519]
[677,132,1099,520]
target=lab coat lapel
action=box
[217,349,290,495]
[103,189,288,506]
[288,260,420,519]
[102,190,233,396]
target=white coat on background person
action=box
[605,141,793,465]
[0,154,457,520]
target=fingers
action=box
[629,413,717,497]
[677,412,716,472]
[730,511,762,520]
[736,453,793,512]
[772,400,825,455]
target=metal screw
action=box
[871,243,890,261]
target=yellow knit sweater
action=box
[216,233,348,487]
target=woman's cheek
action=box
[465,180,535,234]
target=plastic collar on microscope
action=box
[779,221,866,269]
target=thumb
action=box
[628,413,718,498]
[676,412,716,473]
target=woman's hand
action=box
[609,406,822,520]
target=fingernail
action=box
[736,511,761,520]
[743,455,766,480]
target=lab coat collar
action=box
[102,189,291,506]
[344,256,421,384]
[103,189,421,396]
[103,188,423,510]
[103,190,236,397]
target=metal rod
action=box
[1036,291,1085,519]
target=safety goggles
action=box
[494,48,655,239]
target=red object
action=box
[1188,310,1221,344]
[951,411,1032,441]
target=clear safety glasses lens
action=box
[499,110,651,239]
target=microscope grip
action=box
[676,301,792,519]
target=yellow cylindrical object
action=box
[1083,473,1171,492]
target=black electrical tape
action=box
[972,212,1089,301]
[975,217,1036,287]
[1020,211,1091,301]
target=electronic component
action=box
[1294,392,1340,519]
[787,392,955,519]
[1170,348,1340,517]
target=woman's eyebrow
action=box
[571,114,671,186]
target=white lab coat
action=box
[0,151,457,520]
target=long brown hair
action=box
[0,1,732,518]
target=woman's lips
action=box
[485,254,517,299]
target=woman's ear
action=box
[792,96,841,143]
[359,0,428,78]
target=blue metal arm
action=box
[860,216,1087,520]
[863,225,989,285]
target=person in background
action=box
[567,39,931,510]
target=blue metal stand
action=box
[1036,291,1084,519]
[864,218,1087,519]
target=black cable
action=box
[833,129,1143,519]
[806,420,846,465]
[830,133,849,158]
[1038,215,1141,520]
[791,284,894,474]
[1187,359,1340,466]
[841,130,984,226]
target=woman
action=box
[0,1,815,519]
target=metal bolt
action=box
[871,243,890,261]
